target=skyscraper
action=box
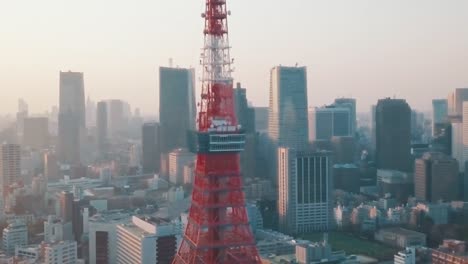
[23,117,49,150]
[96,101,108,158]
[234,82,255,133]
[268,66,309,150]
[278,148,333,234]
[0,143,21,195]
[375,98,412,172]
[142,122,160,174]
[414,152,459,202]
[309,106,351,141]
[448,88,468,117]
[107,99,129,138]
[58,71,86,165]
[44,151,60,182]
[159,67,196,154]
[60,191,74,223]
[86,96,96,128]
[334,98,357,136]
[432,99,448,137]
[234,82,257,178]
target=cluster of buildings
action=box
[1,58,468,263]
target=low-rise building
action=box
[42,240,77,264]
[2,221,28,255]
[394,247,416,264]
[375,228,426,248]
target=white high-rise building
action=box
[278,148,333,235]
[88,211,131,264]
[2,221,28,255]
[42,240,77,264]
[116,216,182,264]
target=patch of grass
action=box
[299,232,398,261]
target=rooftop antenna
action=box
[169,58,173,68]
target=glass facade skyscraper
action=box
[159,67,196,154]
[268,66,309,149]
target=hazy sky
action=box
[1,0,467,115]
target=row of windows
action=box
[297,156,329,204]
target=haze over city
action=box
[2,0,468,115]
[1,0,468,263]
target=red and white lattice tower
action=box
[172,1,262,263]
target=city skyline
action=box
[2,0,468,115]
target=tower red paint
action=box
[172,1,262,263]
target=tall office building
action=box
[268,66,309,150]
[309,106,351,141]
[331,136,356,164]
[89,211,130,264]
[159,67,196,154]
[234,82,257,178]
[414,152,459,202]
[96,101,108,158]
[448,88,468,117]
[432,99,448,137]
[2,221,28,255]
[334,98,357,136]
[0,144,21,195]
[23,117,49,150]
[16,99,29,140]
[462,102,468,175]
[278,148,333,235]
[254,107,269,132]
[107,99,130,138]
[168,149,195,185]
[44,152,60,182]
[371,105,377,151]
[234,82,256,133]
[375,98,412,172]
[116,216,181,264]
[60,191,74,223]
[86,97,96,128]
[58,71,86,165]
[142,122,160,174]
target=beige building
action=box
[414,152,459,202]
[375,228,426,248]
[168,149,195,185]
[0,144,21,195]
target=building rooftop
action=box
[379,227,425,237]
[89,210,132,223]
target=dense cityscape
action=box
[1,1,468,264]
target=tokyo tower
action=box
[172,0,262,263]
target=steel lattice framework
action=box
[172,0,261,263]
